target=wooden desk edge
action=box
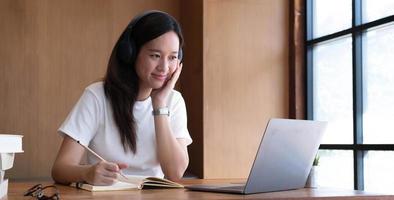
[5,179,394,200]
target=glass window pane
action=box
[364,151,394,193]
[313,36,353,144]
[315,150,353,189]
[363,24,394,144]
[363,0,394,23]
[313,0,352,38]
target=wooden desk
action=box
[4,179,394,200]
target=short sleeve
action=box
[169,91,192,146]
[58,89,101,146]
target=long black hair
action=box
[104,11,184,153]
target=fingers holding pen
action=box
[84,161,127,185]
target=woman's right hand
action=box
[83,161,128,185]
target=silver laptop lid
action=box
[244,118,327,194]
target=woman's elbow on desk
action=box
[165,170,185,182]
[51,164,70,185]
[162,158,189,181]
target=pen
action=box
[76,140,129,180]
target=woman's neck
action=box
[137,85,152,101]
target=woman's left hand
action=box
[151,60,182,109]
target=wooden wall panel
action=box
[1,0,289,180]
[203,0,289,178]
[0,0,36,178]
[289,0,306,119]
[180,0,204,178]
[0,0,179,180]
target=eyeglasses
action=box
[24,184,60,200]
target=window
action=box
[306,0,394,192]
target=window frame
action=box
[306,0,394,190]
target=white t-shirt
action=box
[58,82,192,178]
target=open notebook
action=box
[70,175,183,192]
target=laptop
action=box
[185,118,327,194]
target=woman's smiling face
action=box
[135,31,180,90]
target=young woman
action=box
[51,10,192,186]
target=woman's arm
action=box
[51,135,125,185]
[154,115,189,181]
[150,63,189,181]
